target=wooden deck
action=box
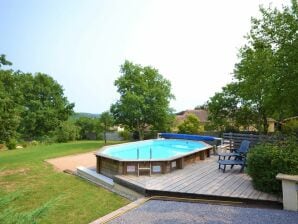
[115,156,282,202]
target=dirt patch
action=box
[45,151,97,172]
[0,168,30,177]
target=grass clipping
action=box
[0,191,61,224]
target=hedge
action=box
[247,138,298,195]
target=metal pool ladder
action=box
[137,148,152,176]
[137,162,151,176]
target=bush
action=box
[54,121,80,143]
[144,130,158,140]
[30,140,39,146]
[247,139,298,194]
[177,114,204,134]
[282,119,298,136]
[118,130,131,141]
[6,139,17,150]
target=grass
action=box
[0,141,129,224]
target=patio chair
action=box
[218,155,246,173]
[217,140,250,161]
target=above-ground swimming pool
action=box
[95,139,212,177]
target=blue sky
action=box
[0,0,291,113]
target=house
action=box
[174,109,209,131]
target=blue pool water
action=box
[101,139,208,160]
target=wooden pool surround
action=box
[96,146,212,178]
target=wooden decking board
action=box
[228,178,253,198]
[204,172,237,195]
[195,169,240,193]
[154,161,215,189]
[115,156,280,202]
[248,189,262,200]
[172,165,219,192]
[239,185,256,198]
[210,170,245,195]
[195,169,238,195]
[221,176,249,197]
[162,163,216,192]
[150,162,214,191]
[184,169,226,193]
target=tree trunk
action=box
[104,124,107,144]
[104,131,107,144]
[262,114,268,134]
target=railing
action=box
[136,148,153,160]
[223,132,283,149]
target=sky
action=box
[0,0,291,114]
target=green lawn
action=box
[0,141,129,224]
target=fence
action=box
[223,132,282,149]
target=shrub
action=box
[178,114,204,134]
[282,119,298,136]
[118,130,131,141]
[144,130,158,140]
[30,140,39,146]
[247,139,298,194]
[6,139,17,150]
[54,121,80,143]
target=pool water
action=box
[101,139,207,160]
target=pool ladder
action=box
[137,148,152,176]
[137,162,151,176]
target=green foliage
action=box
[53,121,80,143]
[0,54,12,67]
[0,69,21,144]
[118,130,131,140]
[0,141,128,223]
[0,55,74,144]
[111,60,174,140]
[75,117,101,140]
[282,119,298,136]
[6,139,17,150]
[17,73,74,139]
[0,192,59,224]
[208,1,298,132]
[99,111,114,144]
[247,139,298,194]
[178,114,204,134]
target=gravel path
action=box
[108,200,298,224]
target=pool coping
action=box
[95,139,213,162]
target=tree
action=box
[75,117,101,140]
[178,114,203,134]
[0,54,12,67]
[54,121,80,143]
[17,73,74,139]
[208,1,298,133]
[99,111,114,144]
[0,55,21,144]
[234,0,298,131]
[111,61,174,140]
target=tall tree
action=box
[17,72,74,139]
[99,111,114,144]
[0,56,21,143]
[208,1,298,133]
[111,61,174,140]
[234,0,298,131]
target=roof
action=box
[175,109,209,123]
[283,116,298,122]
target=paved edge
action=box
[89,197,148,224]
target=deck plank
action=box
[115,156,280,202]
